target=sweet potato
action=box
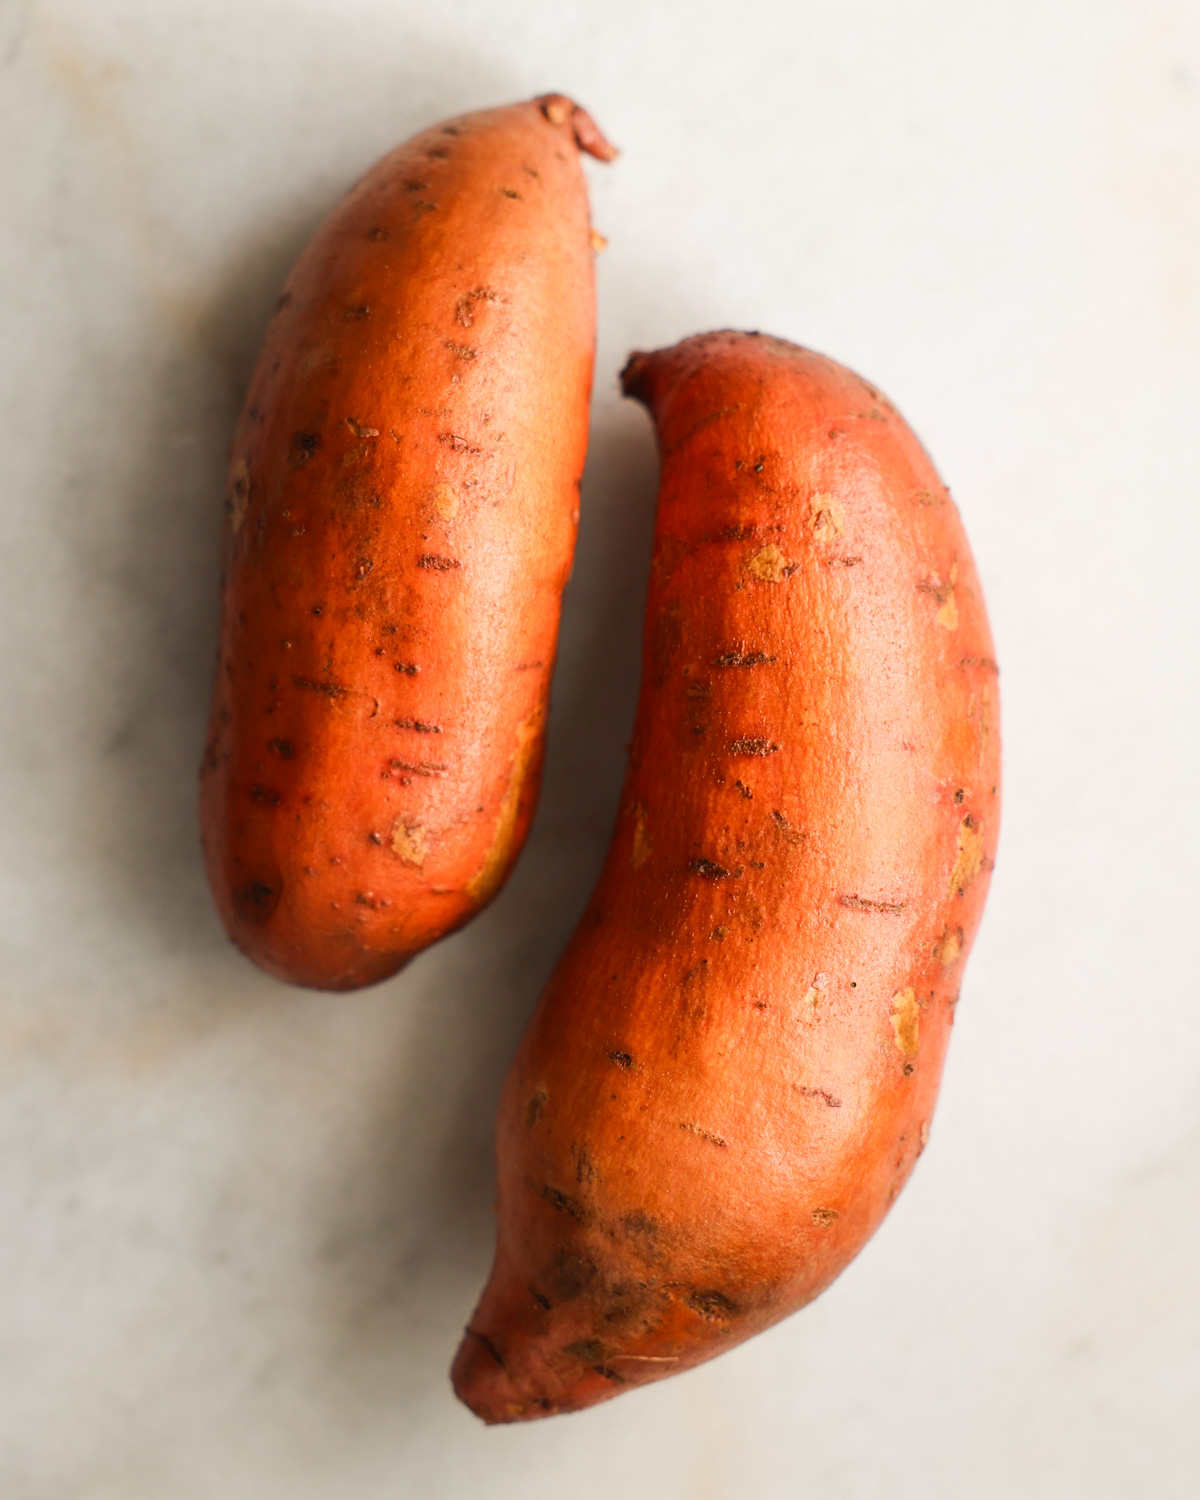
[452,330,1000,1420]
[200,95,615,990]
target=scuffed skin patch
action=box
[391,817,428,866]
[745,543,794,582]
[809,492,844,542]
[934,925,964,967]
[890,988,920,1056]
[811,1207,839,1227]
[466,707,543,900]
[969,682,992,770]
[631,802,652,868]
[432,482,460,519]
[918,561,958,630]
[936,562,959,630]
[947,815,985,898]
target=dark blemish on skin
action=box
[367,832,382,846]
[455,286,501,328]
[954,788,965,804]
[526,1090,547,1127]
[402,179,430,192]
[354,558,372,580]
[233,878,280,926]
[622,1211,659,1242]
[394,662,420,675]
[563,1338,611,1366]
[395,718,440,733]
[679,1122,727,1148]
[828,556,863,568]
[772,810,806,844]
[731,737,780,756]
[268,738,294,759]
[749,860,765,869]
[687,1288,738,1318]
[840,894,906,914]
[959,656,1000,674]
[735,781,753,799]
[444,342,478,359]
[529,1286,551,1310]
[715,648,776,667]
[426,146,451,160]
[345,305,370,320]
[438,432,482,455]
[540,1184,587,1223]
[293,676,347,699]
[548,1251,596,1301]
[796,1086,843,1108]
[388,758,446,777]
[753,461,764,473]
[500,187,523,199]
[367,226,389,240]
[903,1063,915,1076]
[418,554,461,570]
[465,1328,506,1370]
[689,858,730,880]
[289,431,321,467]
[811,1208,840,1227]
[608,1051,633,1069]
[711,926,727,941]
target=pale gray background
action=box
[2,1,1198,1495]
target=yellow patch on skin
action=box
[391,817,427,867]
[631,803,652,868]
[227,458,250,533]
[745,543,793,582]
[947,815,985,898]
[969,682,991,769]
[934,926,964,966]
[466,708,542,900]
[432,482,459,520]
[809,492,844,542]
[802,972,829,1010]
[891,988,920,1056]
[936,561,959,630]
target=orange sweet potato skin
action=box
[452,330,1000,1420]
[200,96,612,991]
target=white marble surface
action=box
[2,1,1199,1494]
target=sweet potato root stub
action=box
[200,96,613,990]
[452,330,1000,1422]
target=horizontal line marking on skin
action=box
[839,894,906,914]
[292,676,347,698]
[389,759,447,776]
